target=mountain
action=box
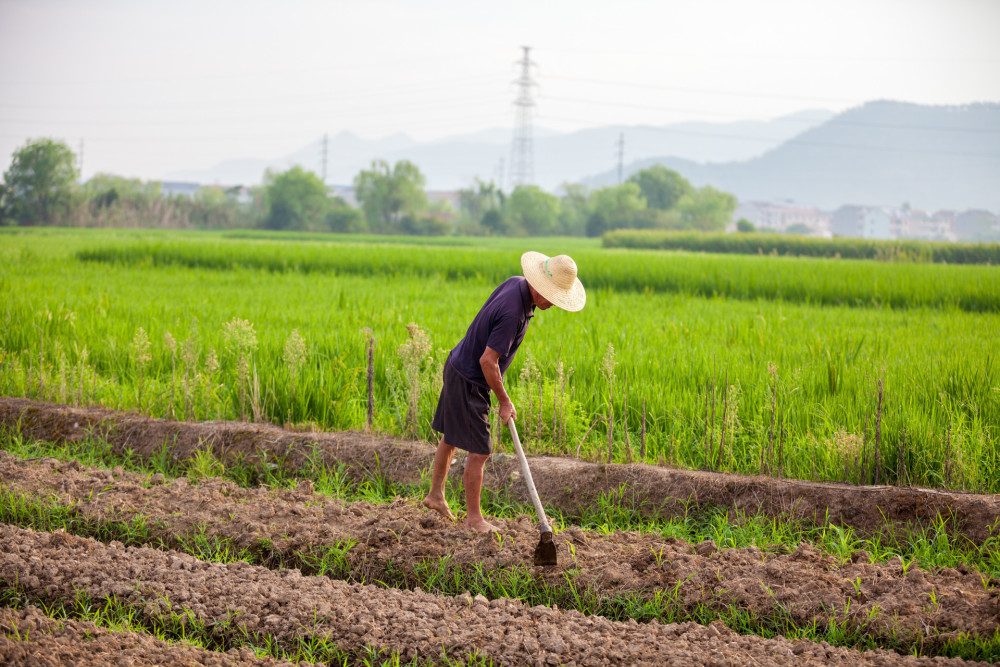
[584,101,1000,211]
[164,111,832,189]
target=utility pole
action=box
[616,132,625,184]
[509,46,537,188]
[321,134,328,184]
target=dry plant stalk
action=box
[181,330,199,420]
[874,370,885,485]
[362,328,375,432]
[623,381,632,463]
[601,343,617,464]
[640,397,646,460]
[763,362,779,475]
[164,332,177,418]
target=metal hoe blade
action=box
[533,530,558,566]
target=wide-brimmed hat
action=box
[521,251,586,312]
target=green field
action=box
[1,228,998,492]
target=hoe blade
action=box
[533,530,558,566]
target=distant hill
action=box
[584,101,1000,211]
[165,111,833,190]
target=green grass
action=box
[2,229,998,492]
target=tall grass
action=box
[75,237,1000,311]
[1,230,998,491]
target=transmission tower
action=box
[509,46,537,188]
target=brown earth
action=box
[0,525,992,667]
[1,452,997,651]
[0,605,316,667]
[3,398,999,545]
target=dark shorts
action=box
[432,361,492,455]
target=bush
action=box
[602,230,1000,265]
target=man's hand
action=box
[499,398,517,425]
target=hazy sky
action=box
[2,0,998,181]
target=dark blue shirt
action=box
[448,276,535,388]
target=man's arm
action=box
[480,346,516,424]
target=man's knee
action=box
[466,452,490,469]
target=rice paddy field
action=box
[2,227,1000,665]
[2,227,998,491]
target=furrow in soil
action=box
[1,451,997,652]
[0,524,991,667]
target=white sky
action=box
[1,0,998,181]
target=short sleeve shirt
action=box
[448,276,535,389]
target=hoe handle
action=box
[507,420,552,535]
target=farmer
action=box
[422,251,586,532]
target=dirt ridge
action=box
[4,398,999,544]
[0,524,991,667]
[0,605,314,667]
[1,451,997,650]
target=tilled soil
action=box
[4,398,999,545]
[2,452,997,651]
[0,605,315,667]
[0,525,991,667]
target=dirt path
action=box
[4,398,999,545]
[2,451,997,652]
[0,605,314,667]
[0,524,991,667]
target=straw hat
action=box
[520,251,586,312]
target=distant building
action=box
[733,201,831,237]
[831,206,892,239]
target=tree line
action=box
[1,137,736,236]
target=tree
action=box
[627,165,693,211]
[586,183,646,237]
[1,138,79,225]
[557,183,591,236]
[505,185,560,235]
[325,196,367,233]
[84,173,160,209]
[353,159,427,232]
[263,166,329,231]
[736,218,756,233]
[676,186,737,232]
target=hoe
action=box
[507,419,558,566]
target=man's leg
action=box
[462,452,498,532]
[422,437,456,521]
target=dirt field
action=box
[2,399,999,665]
[1,451,997,654]
[1,524,993,666]
[4,398,1000,544]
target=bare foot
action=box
[422,495,456,522]
[463,516,499,533]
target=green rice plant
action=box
[130,327,151,410]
